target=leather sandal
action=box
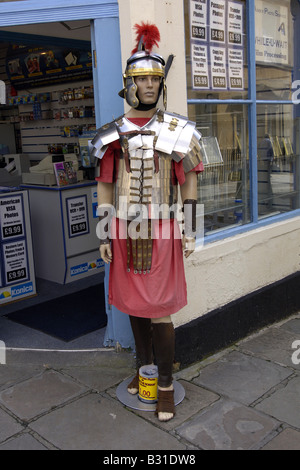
[127,372,139,394]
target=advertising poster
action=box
[228,48,244,90]
[189,0,245,91]
[3,239,28,285]
[66,195,89,238]
[6,43,92,89]
[190,0,208,41]
[209,0,226,43]
[255,0,289,65]
[210,45,227,89]
[0,194,24,240]
[0,191,36,304]
[191,43,210,88]
[228,0,243,46]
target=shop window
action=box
[255,0,300,218]
[185,0,300,236]
[188,102,250,232]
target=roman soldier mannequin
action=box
[91,23,203,421]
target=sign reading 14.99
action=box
[0,195,24,241]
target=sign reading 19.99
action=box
[189,0,244,91]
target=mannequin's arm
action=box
[180,171,198,258]
[97,181,114,263]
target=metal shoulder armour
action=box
[90,116,124,163]
[154,110,202,170]
[182,128,203,172]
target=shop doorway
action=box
[0,20,108,349]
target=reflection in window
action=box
[255,0,293,102]
[189,103,250,233]
[257,104,300,217]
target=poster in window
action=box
[210,45,227,89]
[227,0,244,46]
[209,0,226,43]
[190,0,208,41]
[255,0,289,65]
[228,48,244,90]
[189,0,245,92]
[191,43,210,89]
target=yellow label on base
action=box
[138,375,158,403]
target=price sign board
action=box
[0,190,36,303]
[3,239,28,285]
[0,194,25,241]
[66,195,89,238]
[189,0,245,91]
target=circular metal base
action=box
[116,376,185,412]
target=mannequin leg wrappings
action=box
[151,320,176,421]
[127,316,153,394]
[127,315,176,421]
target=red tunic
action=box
[96,117,203,318]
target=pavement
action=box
[0,310,300,451]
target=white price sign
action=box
[228,48,244,90]
[3,239,28,285]
[190,0,208,41]
[228,1,243,46]
[210,46,227,89]
[66,195,89,238]
[191,43,209,89]
[210,0,226,43]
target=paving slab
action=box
[0,369,88,421]
[0,364,44,392]
[192,351,293,405]
[29,392,186,450]
[175,398,279,450]
[255,376,300,429]
[280,318,300,336]
[61,366,134,392]
[0,407,24,443]
[261,428,300,450]
[0,432,48,450]
[239,327,300,370]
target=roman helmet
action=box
[118,22,167,109]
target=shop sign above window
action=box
[188,0,244,91]
[255,0,289,66]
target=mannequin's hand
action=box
[100,243,112,263]
[182,235,195,258]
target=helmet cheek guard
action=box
[122,76,139,108]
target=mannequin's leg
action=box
[127,315,153,394]
[151,316,175,421]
